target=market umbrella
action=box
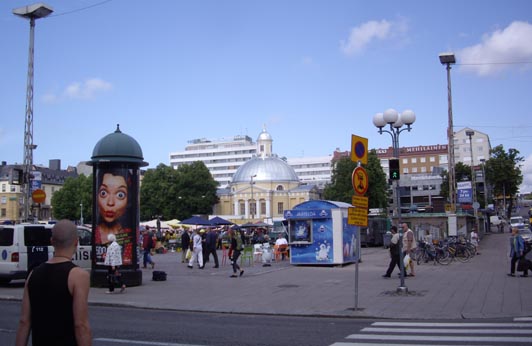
[209,216,233,226]
[166,219,181,228]
[179,216,214,227]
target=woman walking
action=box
[229,229,244,278]
[104,233,126,293]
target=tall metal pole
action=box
[23,17,37,222]
[445,62,456,213]
[14,3,53,222]
[466,131,479,231]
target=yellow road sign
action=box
[348,206,368,227]
[352,196,369,208]
[352,166,369,196]
[351,135,368,165]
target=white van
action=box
[0,224,91,284]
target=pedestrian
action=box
[205,228,220,268]
[188,229,204,269]
[15,220,92,346]
[180,228,190,263]
[508,227,525,277]
[142,227,155,269]
[470,228,480,255]
[104,233,126,294]
[402,223,417,277]
[382,225,404,278]
[229,229,245,278]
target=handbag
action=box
[403,254,411,270]
[185,248,192,260]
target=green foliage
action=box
[485,145,523,218]
[51,174,92,222]
[140,162,219,221]
[323,151,388,209]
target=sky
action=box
[1,0,532,192]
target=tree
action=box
[140,162,219,221]
[485,145,523,219]
[439,162,479,203]
[365,150,388,209]
[323,151,388,209]
[51,174,92,223]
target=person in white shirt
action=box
[188,230,204,269]
[274,234,288,260]
[104,233,125,293]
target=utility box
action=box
[88,125,148,287]
[284,200,359,265]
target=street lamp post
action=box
[250,174,257,220]
[80,202,84,225]
[439,52,457,212]
[13,3,53,222]
[466,130,480,231]
[373,108,416,294]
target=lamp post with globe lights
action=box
[373,108,416,293]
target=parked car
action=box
[510,216,525,230]
[0,223,91,284]
[490,215,507,231]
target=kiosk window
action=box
[289,220,312,244]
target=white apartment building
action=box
[286,156,333,188]
[169,130,333,188]
[453,127,491,166]
[169,135,256,187]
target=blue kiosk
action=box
[284,200,359,265]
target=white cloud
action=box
[519,154,532,194]
[458,21,532,76]
[340,18,408,56]
[43,78,112,103]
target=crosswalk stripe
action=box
[345,334,532,343]
[362,327,532,334]
[373,321,532,328]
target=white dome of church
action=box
[231,127,299,184]
[232,156,299,183]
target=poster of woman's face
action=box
[94,167,137,266]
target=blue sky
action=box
[1,0,532,192]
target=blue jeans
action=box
[143,249,154,267]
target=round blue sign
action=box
[355,141,365,159]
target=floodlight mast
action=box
[13,3,53,222]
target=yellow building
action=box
[213,128,320,223]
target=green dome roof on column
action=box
[90,124,148,166]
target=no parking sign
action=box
[351,135,368,165]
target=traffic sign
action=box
[32,189,46,204]
[352,166,369,196]
[348,207,368,227]
[351,135,368,165]
[352,195,369,208]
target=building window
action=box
[1,184,5,192]
[430,156,436,162]
[411,167,418,173]
[420,157,426,163]
[250,200,256,216]
[276,185,284,191]
[239,201,245,215]
[260,201,266,215]
[411,158,417,164]
[1,208,5,217]
[1,196,6,204]
[277,202,284,215]
[403,168,408,174]
[402,158,408,164]
[421,166,427,173]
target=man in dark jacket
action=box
[382,226,404,278]
[180,229,190,263]
[205,229,220,268]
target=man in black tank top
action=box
[15,220,92,346]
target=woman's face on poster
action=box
[98,173,128,223]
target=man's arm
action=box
[69,268,92,346]
[15,277,32,346]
